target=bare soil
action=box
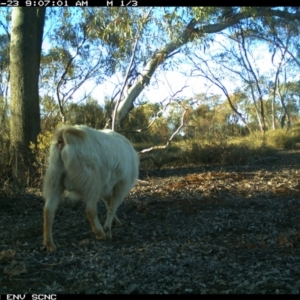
[1,150,300,294]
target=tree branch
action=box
[139,104,188,154]
[116,7,300,126]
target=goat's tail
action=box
[43,127,86,252]
[42,126,85,200]
[42,138,64,200]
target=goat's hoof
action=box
[104,227,112,239]
[95,233,106,240]
[43,241,57,252]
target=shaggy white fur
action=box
[43,125,139,251]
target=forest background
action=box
[1,6,300,186]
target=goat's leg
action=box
[43,193,61,252]
[85,200,106,240]
[102,197,122,226]
[104,185,127,239]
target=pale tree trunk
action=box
[277,77,291,130]
[9,7,45,184]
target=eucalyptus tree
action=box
[185,7,300,133]
[234,15,300,129]
[39,7,154,125]
[113,7,300,129]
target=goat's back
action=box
[49,125,139,198]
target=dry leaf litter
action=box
[1,151,300,294]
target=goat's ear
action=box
[64,127,86,140]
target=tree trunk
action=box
[9,7,45,185]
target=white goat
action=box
[43,125,139,252]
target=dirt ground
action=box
[1,150,300,294]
